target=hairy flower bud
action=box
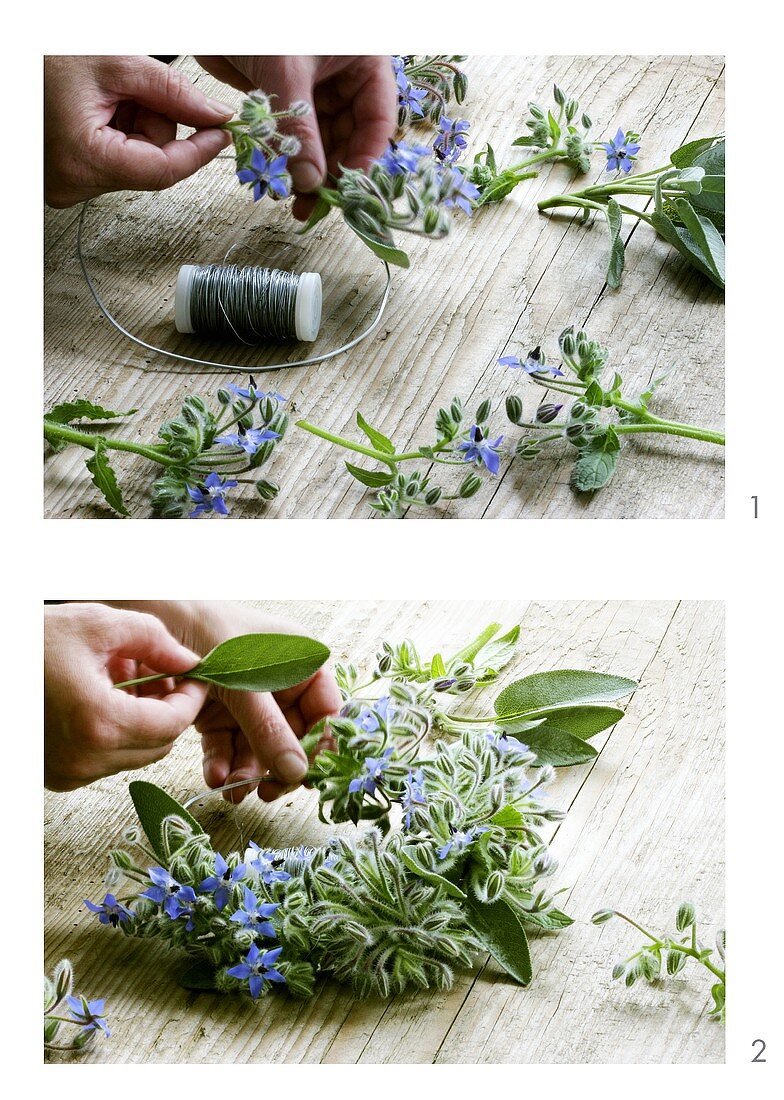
[288,99,311,117]
[535,402,562,424]
[505,394,524,425]
[676,901,696,931]
[591,908,616,925]
[475,398,492,423]
[459,472,482,498]
[553,84,565,107]
[255,479,279,501]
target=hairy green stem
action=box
[44,422,174,466]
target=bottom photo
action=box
[43,599,724,1064]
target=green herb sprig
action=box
[592,902,725,1022]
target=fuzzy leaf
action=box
[344,462,393,488]
[129,780,204,862]
[521,727,598,767]
[297,193,335,235]
[356,413,395,455]
[465,896,533,985]
[673,199,725,285]
[570,431,621,492]
[400,848,467,899]
[431,652,447,678]
[187,633,330,692]
[344,218,410,268]
[44,400,136,425]
[452,623,502,664]
[85,439,130,516]
[179,960,219,991]
[650,209,725,289]
[670,135,721,168]
[490,804,524,828]
[518,906,574,930]
[495,670,637,716]
[604,198,625,288]
[526,704,626,739]
[472,625,522,683]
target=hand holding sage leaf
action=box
[114,633,331,694]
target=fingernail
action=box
[274,750,308,784]
[290,160,323,193]
[206,97,236,118]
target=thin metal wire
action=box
[76,198,393,374]
[182,774,273,809]
[188,264,300,343]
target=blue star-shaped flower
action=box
[457,424,504,475]
[84,893,133,928]
[227,382,287,403]
[348,746,395,796]
[226,944,286,999]
[601,128,641,174]
[375,141,432,177]
[402,768,428,827]
[498,351,565,378]
[237,149,291,201]
[141,867,182,905]
[437,826,489,860]
[214,427,279,455]
[435,116,470,163]
[245,843,292,884]
[187,472,238,518]
[229,887,279,937]
[486,731,531,756]
[66,995,111,1038]
[358,695,393,733]
[440,167,480,214]
[199,853,247,911]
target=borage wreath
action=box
[85,625,637,999]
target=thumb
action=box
[106,56,236,129]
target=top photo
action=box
[43,54,725,520]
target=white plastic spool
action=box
[174,264,322,343]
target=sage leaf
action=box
[44,400,136,425]
[179,960,219,991]
[129,780,204,862]
[187,633,330,692]
[85,439,130,516]
[674,199,725,285]
[345,462,393,488]
[670,135,721,168]
[465,896,533,985]
[522,727,598,767]
[650,209,725,289]
[495,670,636,715]
[355,413,395,455]
[519,703,626,739]
[604,198,625,288]
[400,848,467,899]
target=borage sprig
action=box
[44,958,111,1052]
[592,902,726,1022]
[43,382,288,518]
[223,92,311,204]
[84,621,637,1000]
[296,324,724,513]
[393,55,468,126]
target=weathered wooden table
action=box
[44,55,724,519]
[44,599,724,1063]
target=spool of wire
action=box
[175,264,322,343]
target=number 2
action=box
[752,1039,766,1062]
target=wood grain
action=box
[44,599,725,1063]
[43,56,724,519]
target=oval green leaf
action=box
[495,670,637,716]
[188,633,330,692]
[465,896,533,985]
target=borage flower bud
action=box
[591,908,616,925]
[553,84,566,107]
[422,204,441,234]
[255,479,279,501]
[250,119,276,141]
[288,100,311,117]
[506,395,524,425]
[278,135,302,156]
[675,901,696,931]
[476,398,492,423]
[536,403,563,424]
[425,487,442,505]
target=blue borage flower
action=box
[435,116,470,163]
[375,141,432,177]
[66,995,111,1038]
[229,887,279,937]
[187,472,238,518]
[237,148,291,201]
[84,893,133,928]
[441,168,480,214]
[458,424,504,475]
[226,943,286,999]
[227,382,287,403]
[499,351,565,378]
[200,853,247,911]
[141,867,184,906]
[437,826,490,860]
[485,731,531,756]
[601,128,641,174]
[214,427,279,455]
[349,746,395,796]
[358,695,394,733]
[244,843,292,884]
[165,885,198,930]
[402,768,428,827]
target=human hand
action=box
[195,55,397,219]
[106,601,342,802]
[44,604,209,791]
[44,55,235,207]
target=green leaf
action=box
[299,717,327,760]
[179,960,219,991]
[674,199,725,285]
[344,462,393,488]
[495,670,637,715]
[650,209,725,289]
[400,848,467,899]
[522,727,598,767]
[355,412,395,454]
[129,780,204,862]
[297,193,334,235]
[187,633,330,692]
[518,906,574,930]
[452,622,501,664]
[472,625,521,684]
[431,652,447,678]
[603,198,625,288]
[490,804,524,828]
[570,431,621,492]
[670,135,721,168]
[465,896,533,985]
[344,218,410,268]
[638,367,674,411]
[85,439,130,516]
[530,704,625,738]
[44,400,136,425]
